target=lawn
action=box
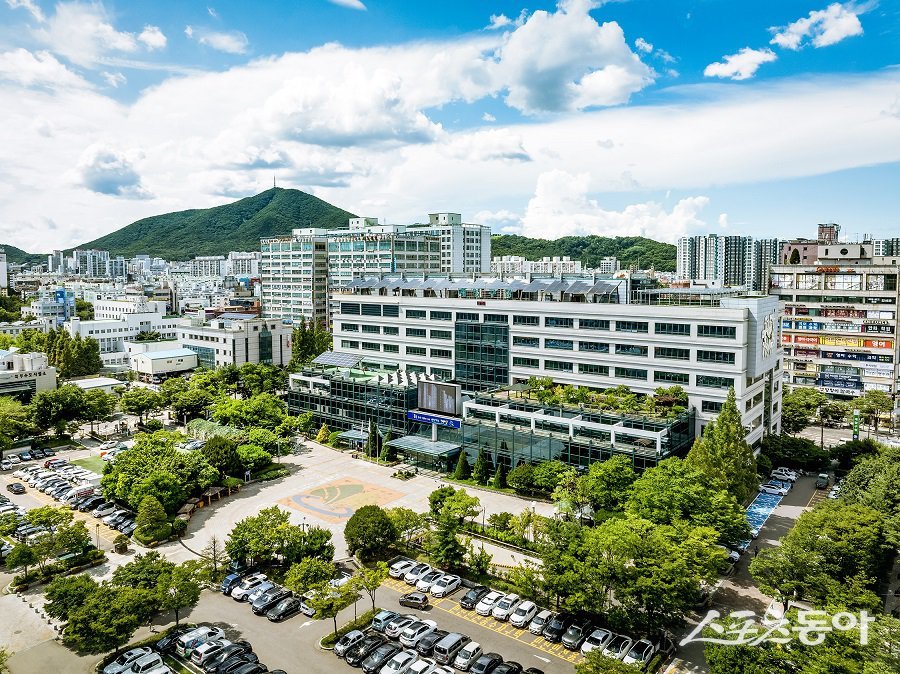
[71,456,106,474]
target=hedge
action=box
[320,608,382,649]
[12,549,106,590]
[253,466,289,482]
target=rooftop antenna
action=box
[273,174,276,189]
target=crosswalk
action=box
[381,577,583,665]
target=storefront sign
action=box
[407,410,462,429]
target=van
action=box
[371,609,398,632]
[172,626,223,658]
[433,632,470,665]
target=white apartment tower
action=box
[407,213,491,273]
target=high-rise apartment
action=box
[74,249,110,277]
[260,229,329,324]
[677,234,779,291]
[406,213,491,273]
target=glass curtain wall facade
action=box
[454,320,509,391]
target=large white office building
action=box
[406,213,491,273]
[330,275,782,445]
[260,229,329,324]
[178,314,292,369]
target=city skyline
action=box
[1,1,898,251]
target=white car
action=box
[429,574,460,598]
[491,593,521,621]
[246,581,275,604]
[103,647,152,674]
[452,642,482,671]
[529,609,554,634]
[385,615,418,639]
[403,563,432,585]
[380,648,418,674]
[99,441,118,450]
[509,600,538,628]
[622,638,658,665]
[474,591,504,616]
[771,468,798,482]
[581,628,614,655]
[399,619,437,648]
[389,560,415,578]
[759,482,789,496]
[92,503,117,518]
[717,545,741,564]
[103,509,130,525]
[602,634,634,660]
[122,653,167,674]
[415,571,444,593]
[230,573,268,601]
[0,460,11,471]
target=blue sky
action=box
[0,0,898,250]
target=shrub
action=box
[222,476,243,488]
[254,466,289,481]
[171,518,187,537]
[143,420,163,432]
[320,609,381,649]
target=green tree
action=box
[344,505,398,560]
[535,518,584,609]
[582,455,637,511]
[236,444,272,473]
[135,495,170,541]
[353,561,389,612]
[427,514,466,569]
[159,561,203,626]
[364,419,377,457]
[577,650,648,673]
[308,581,357,637]
[119,387,164,424]
[428,485,457,517]
[288,317,333,371]
[315,423,330,443]
[491,463,507,489]
[200,435,241,478]
[451,452,470,480]
[82,389,116,433]
[857,389,893,435]
[0,396,33,458]
[169,386,215,424]
[212,393,286,429]
[441,489,481,523]
[472,447,490,485]
[686,388,758,504]
[45,574,99,621]
[111,552,175,596]
[63,585,151,654]
[30,384,87,436]
[506,463,536,494]
[386,507,426,547]
[247,427,280,455]
[198,535,229,584]
[532,459,569,492]
[780,386,827,435]
[5,543,37,579]
[284,557,335,595]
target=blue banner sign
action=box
[407,410,462,429]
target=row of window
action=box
[339,340,451,359]
[509,357,735,388]
[510,336,735,364]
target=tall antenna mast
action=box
[273,174,276,189]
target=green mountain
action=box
[491,234,677,272]
[0,244,46,266]
[80,187,356,259]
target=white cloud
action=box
[482,112,496,122]
[185,25,249,54]
[495,0,654,113]
[442,129,532,163]
[327,0,366,10]
[635,37,653,53]
[0,48,90,89]
[101,71,126,87]
[6,0,44,22]
[138,25,167,50]
[704,47,777,81]
[770,3,864,50]
[207,6,218,18]
[487,14,512,30]
[33,2,140,67]
[77,144,152,199]
[514,169,711,240]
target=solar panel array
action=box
[312,351,362,368]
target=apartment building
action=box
[178,314,291,369]
[327,223,441,287]
[191,256,227,277]
[260,229,329,324]
[491,256,583,275]
[330,275,782,445]
[74,249,110,277]
[21,289,75,325]
[226,251,261,277]
[677,234,778,291]
[406,213,491,273]
[0,249,7,291]
[770,263,898,403]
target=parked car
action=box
[6,483,25,494]
[201,643,253,673]
[221,572,243,595]
[408,659,440,674]
[717,545,741,564]
[415,630,448,657]
[173,626,225,658]
[245,581,275,605]
[371,609,399,633]
[191,640,234,667]
[226,663,265,674]
[475,591,504,616]
[459,585,489,610]
[92,502,117,518]
[230,574,268,601]
[491,594,521,621]
[361,643,401,674]
[542,613,573,642]
[508,600,537,628]
[380,648,418,674]
[528,610,553,635]
[103,509,131,526]
[622,638,658,666]
[385,615,418,639]
[121,520,138,536]
[399,591,429,610]
[399,620,438,648]
[493,663,523,674]
[389,560,415,578]
[345,634,388,667]
[429,575,460,598]
[30,449,46,459]
[469,652,502,674]
[403,563,432,585]
[771,467,799,482]
[581,628,613,656]
[416,571,444,593]
[0,460,11,471]
[103,647,152,674]
[601,633,634,660]
[815,473,831,489]
[121,653,168,674]
[251,586,291,615]
[334,629,366,658]
[759,482,789,496]
[453,642,483,671]
[266,596,306,622]
[561,618,593,650]
[215,654,259,674]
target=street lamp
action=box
[170,586,180,626]
[95,523,100,550]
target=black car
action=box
[252,587,292,615]
[6,483,25,495]
[345,634,387,667]
[459,585,489,610]
[416,629,449,657]
[523,669,544,674]
[229,664,266,674]
[30,449,45,459]
[542,613,574,642]
[360,643,401,674]
[399,591,429,609]
[266,596,305,622]
[561,619,593,650]
[470,653,503,674]
[154,625,192,653]
[494,663,523,674]
[216,654,260,674]
[79,496,104,512]
[203,643,253,673]
[42,448,56,457]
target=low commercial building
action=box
[178,314,292,369]
[131,348,198,380]
[0,318,53,337]
[0,348,57,400]
[330,274,782,445]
